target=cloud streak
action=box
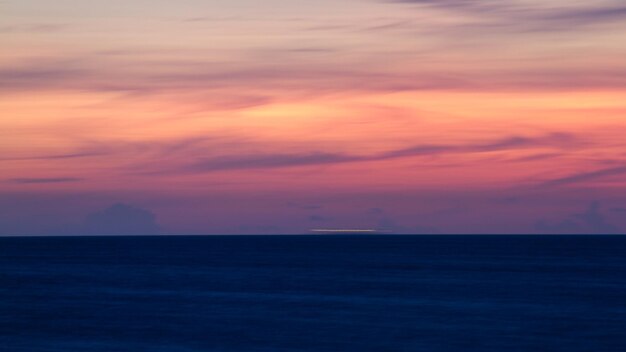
[392,0,626,31]
[535,201,622,234]
[83,203,160,235]
[542,165,626,187]
[2,55,626,98]
[382,133,575,159]
[9,177,83,184]
[179,133,579,173]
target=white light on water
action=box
[310,229,377,233]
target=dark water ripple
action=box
[1,235,625,351]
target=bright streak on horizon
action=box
[310,229,378,233]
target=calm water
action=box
[1,235,625,351]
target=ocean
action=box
[1,235,625,351]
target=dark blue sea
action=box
[1,235,625,351]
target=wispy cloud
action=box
[535,201,622,234]
[83,203,160,235]
[391,0,626,31]
[9,177,83,184]
[0,129,583,176]
[0,135,241,163]
[177,133,579,174]
[184,152,360,173]
[542,165,626,187]
[2,55,625,97]
[382,133,576,159]
[0,23,68,33]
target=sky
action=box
[2,0,626,235]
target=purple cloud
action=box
[383,133,576,159]
[3,54,626,98]
[83,203,160,235]
[535,202,622,234]
[183,152,362,172]
[176,132,579,173]
[392,0,626,30]
[542,165,626,187]
[9,178,83,184]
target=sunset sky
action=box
[2,0,626,235]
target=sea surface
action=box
[1,235,625,351]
